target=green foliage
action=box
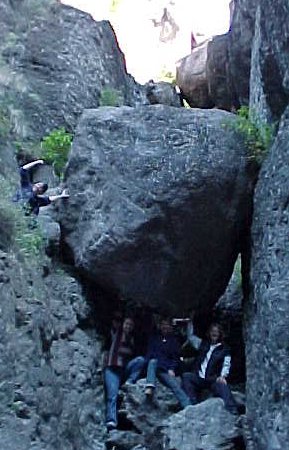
[0,175,44,257]
[41,127,73,178]
[99,87,122,107]
[233,106,274,165]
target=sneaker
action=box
[106,421,117,431]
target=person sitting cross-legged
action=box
[103,316,145,431]
[144,317,191,409]
[181,313,238,414]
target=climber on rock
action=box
[103,316,145,431]
[144,317,191,409]
[13,159,69,216]
[181,311,238,414]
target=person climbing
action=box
[181,311,238,414]
[103,316,145,431]
[14,159,69,216]
[144,317,191,409]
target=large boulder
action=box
[60,105,253,313]
[245,107,289,449]
[207,34,235,111]
[176,41,213,108]
[162,399,242,450]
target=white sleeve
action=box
[221,355,231,378]
[186,321,202,349]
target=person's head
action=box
[159,318,173,336]
[122,317,135,335]
[33,182,48,195]
[111,310,123,331]
[207,323,224,344]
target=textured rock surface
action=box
[145,80,181,107]
[176,41,213,108]
[60,105,253,313]
[207,34,234,111]
[227,0,258,107]
[0,251,106,450]
[249,1,289,124]
[162,399,242,450]
[0,1,144,141]
[245,107,289,449]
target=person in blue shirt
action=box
[14,159,69,215]
[144,317,191,409]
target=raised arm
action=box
[186,320,202,350]
[48,189,69,202]
[22,159,44,170]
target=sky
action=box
[61,0,232,82]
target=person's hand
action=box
[168,369,175,377]
[216,376,227,384]
[61,189,69,198]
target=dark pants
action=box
[182,372,238,413]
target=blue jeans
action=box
[182,372,238,413]
[104,356,145,424]
[146,358,191,409]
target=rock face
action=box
[60,105,253,313]
[245,108,289,449]
[0,1,145,141]
[145,80,182,107]
[0,251,107,450]
[176,41,214,108]
[163,399,242,450]
[207,34,234,111]
[249,1,289,124]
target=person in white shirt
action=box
[181,312,238,414]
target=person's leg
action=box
[211,380,238,414]
[181,372,205,405]
[125,356,145,384]
[158,371,191,408]
[146,358,158,387]
[104,367,121,426]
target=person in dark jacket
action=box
[181,314,238,414]
[14,159,69,215]
[145,318,191,409]
[104,317,145,431]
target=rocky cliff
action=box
[1,0,289,449]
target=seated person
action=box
[14,159,69,215]
[103,316,145,431]
[182,312,238,414]
[145,317,191,409]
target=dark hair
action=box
[207,323,225,342]
[41,183,48,194]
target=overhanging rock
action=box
[60,105,253,313]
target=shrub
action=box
[233,106,274,165]
[99,88,122,107]
[41,127,73,178]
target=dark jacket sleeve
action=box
[20,167,31,188]
[37,196,51,207]
[168,337,181,371]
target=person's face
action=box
[209,326,221,344]
[33,182,45,194]
[160,320,172,336]
[123,318,134,334]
